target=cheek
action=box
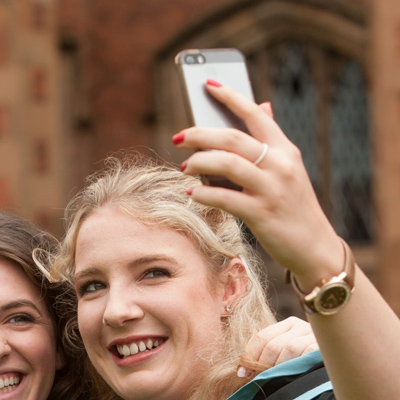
[175,287,223,336]
[77,302,103,345]
[17,327,58,376]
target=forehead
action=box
[0,257,43,303]
[75,205,206,272]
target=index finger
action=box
[206,80,288,146]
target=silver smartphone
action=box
[175,48,254,190]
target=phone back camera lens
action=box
[185,55,196,64]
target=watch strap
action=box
[286,238,356,315]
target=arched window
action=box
[249,42,372,243]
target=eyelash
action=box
[77,268,171,296]
[77,281,105,297]
[142,268,170,280]
[9,313,36,324]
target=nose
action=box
[102,287,145,328]
[0,334,11,359]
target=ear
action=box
[221,258,248,316]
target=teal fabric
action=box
[294,382,333,400]
[227,350,333,400]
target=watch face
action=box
[315,282,351,315]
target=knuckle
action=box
[254,331,267,342]
[286,316,300,325]
[224,129,246,148]
[303,343,319,354]
[241,103,262,121]
[284,341,302,357]
[276,155,299,181]
[289,143,302,160]
[219,154,234,171]
[213,189,232,204]
[263,341,281,357]
[287,316,308,330]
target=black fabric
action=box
[251,362,335,400]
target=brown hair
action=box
[0,210,107,400]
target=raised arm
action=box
[172,80,400,400]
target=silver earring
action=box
[225,304,232,313]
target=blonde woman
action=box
[44,153,326,400]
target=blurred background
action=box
[0,0,399,319]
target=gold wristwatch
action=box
[287,239,356,315]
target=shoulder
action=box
[227,351,335,400]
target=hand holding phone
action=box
[175,48,254,190]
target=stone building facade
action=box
[1,0,400,316]
[0,0,66,233]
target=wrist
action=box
[289,236,344,293]
[286,238,356,315]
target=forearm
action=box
[173,82,400,399]
[307,267,400,400]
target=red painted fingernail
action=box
[180,160,188,172]
[172,132,185,145]
[207,79,222,88]
[186,187,193,196]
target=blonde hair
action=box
[50,152,276,400]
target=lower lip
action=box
[111,340,167,367]
[0,376,26,399]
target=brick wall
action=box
[58,0,230,163]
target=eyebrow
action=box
[74,254,180,283]
[1,299,42,315]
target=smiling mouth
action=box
[114,338,166,358]
[0,374,21,394]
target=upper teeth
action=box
[117,339,163,357]
[0,375,20,389]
